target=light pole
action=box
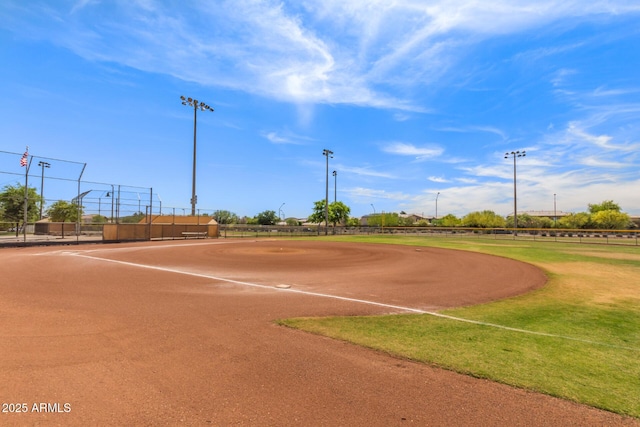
[333,170,337,203]
[323,149,333,235]
[371,204,375,214]
[279,202,285,222]
[554,193,557,228]
[180,95,214,216]
[505,150,526,235]
[38,161,50,219]
[435,191,440,220]
[106,185,114,223]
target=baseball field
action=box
[1,237,638,426]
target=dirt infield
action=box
[1,239,637,426]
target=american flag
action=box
[20,149,28,167]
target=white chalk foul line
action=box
[68,252,638,352]
[34,238,253,257]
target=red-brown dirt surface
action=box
[1,239,637,426]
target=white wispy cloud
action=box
[261,132,291,144]
[550,68,578,87]
[260,130,312,145]
[580,156,631,169]
[456,177,478,184]
[344,187,411,201]
[567,122,640,152]
[382,142,443,160]
[428,176,449,183]
[591,86,640,97]
[512,42,585,64]
[393,113,412,122]
[338,165,396,179]
[6,1,639,110]
[435,125,508,141]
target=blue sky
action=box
[1,1,640,219]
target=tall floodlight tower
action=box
[504,150,526,236]
[180,96,214,215]
[322,149,333,235]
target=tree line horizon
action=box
[1,183,636,231]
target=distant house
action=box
[398,213,427,224]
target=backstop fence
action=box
[1,149,158,243]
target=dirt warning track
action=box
[0,240,637,426]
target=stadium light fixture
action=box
[323,149,333,235]
[435,191,440,220]
[180,95,214,216]
[505,150,526,235]
[37,161,50,219]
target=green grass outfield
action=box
[278,236,640,418]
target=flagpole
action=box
[22,147,30,242]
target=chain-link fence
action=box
[1,150,159,244]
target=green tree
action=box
[119,212,146,223]
[346,217,361,227]
[329,201,351,226]
[438,214,461,227]
[46,200,81,222]
[92,215,108,224]
[398,215,415,226]
[462,210,506,228]
[0,184,42,234]
[558,212,591,229]
[255,210,278,225]
[505,213,547,229]
[537,217,554,229]
[212,210,239,224]
[366,212,399,227]
[590,210,630,229]
[588,200,621,214]
[308,200,351,226]
[308,200,327,224]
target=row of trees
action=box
[211,200,356,227]
[0,184,84,235]
[435,200,633,229]
[211,209,287,226]
[203,200,638,230]
[2,182,635,231]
